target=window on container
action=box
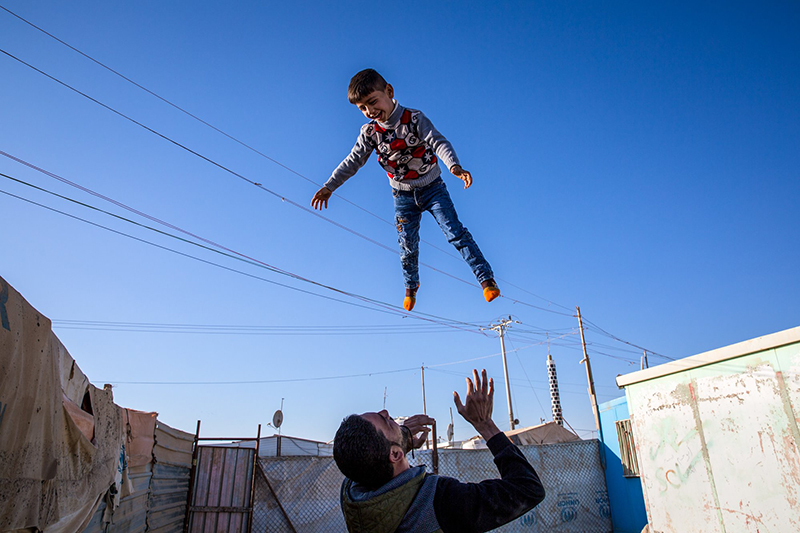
[615,419,640,477]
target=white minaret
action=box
[547,354,563,426]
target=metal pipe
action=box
[184,419,201,532]
[246,424,261,533]
[431,421,439,475]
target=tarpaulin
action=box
[125,409,157,469]
[0,275,124,531]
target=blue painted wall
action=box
[599,396,648,533]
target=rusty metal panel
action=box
[149,420,193,533]
[154,421,194,467]
[189,445,254,532]
[623,335,800,532]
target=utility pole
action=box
[643,350,649,369]
[421,365,429,449]
[421,365,427,415]
[576,307,601,434]
[489,316,519,431]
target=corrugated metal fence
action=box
[150,421,194,531]
[254,439,612,532]
[83,420,193,533]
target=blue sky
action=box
[2,1,798,443]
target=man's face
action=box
[361,409,407,450]
[354,85,395,122]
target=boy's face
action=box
[354,84,395,122]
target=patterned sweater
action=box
[324,102,460,192]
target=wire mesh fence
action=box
[251,440,611,532]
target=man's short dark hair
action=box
[348,69,388,104]
[333,414,394,490]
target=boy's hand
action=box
[311,186,333,210]
[450,165,473,189]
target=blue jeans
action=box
[392,178,494,289]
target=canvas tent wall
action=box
[0,275,193,532]
[0,275,126,531]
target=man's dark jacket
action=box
[340,433,545,533]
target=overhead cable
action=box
[51,319,464,335]
[0,3,575,315]
[0,45,573,316]
[0,178,485,334]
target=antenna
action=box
[447,407,454,443]
[272,398,285,436]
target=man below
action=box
[333,369,546,532]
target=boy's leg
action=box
[420,181,495,285]
[392,188,423,291]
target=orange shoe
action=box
[403,283,420,311]
[481,279,500,302]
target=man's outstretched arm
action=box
[434,369,545,533]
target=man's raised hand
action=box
[453,369,501,441]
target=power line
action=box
[103,367,420,386]
[0,186,395,315]
[506,335,547,420]
[0,46,575,317]
[0,3,576,316]
[97,341,557,386]
[51,319,464,335]
[580,319,675,361]
[0,163,489,332]
[0,179,485,334]
[0,49,493,300]
[0,49,676,356]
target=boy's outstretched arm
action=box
[311,186,333,210]
[314,130,375,210]
[450,164,473,189]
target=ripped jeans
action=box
[392,177,494,289]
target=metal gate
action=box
[187,446,257,531]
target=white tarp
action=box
[0,275,124,532]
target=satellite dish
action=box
[272,410,284,429]
[446,423,454,442]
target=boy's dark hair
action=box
[348,69,388,104]
[333,414,394,490]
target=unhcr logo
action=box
[557,492,579,523]
[596,490,610,518]
[518,510,537,527]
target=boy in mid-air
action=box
[311,69,499,311]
